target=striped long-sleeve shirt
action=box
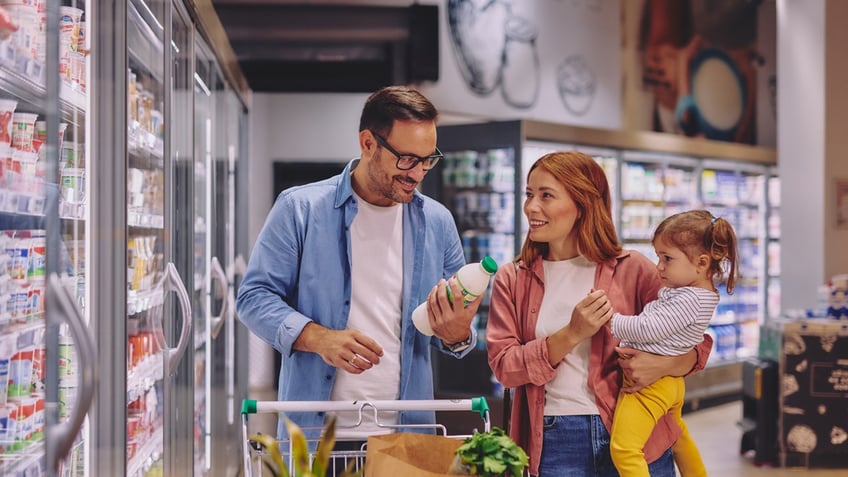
[610,286,719,356]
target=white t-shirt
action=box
[329,193,403,437]
[535,256,600,416]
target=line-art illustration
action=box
[556,55,596,116]
[447,0,540,109]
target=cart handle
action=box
[242,397,490,420]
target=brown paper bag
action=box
[365,433,464,476]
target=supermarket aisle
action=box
[684,401,844,476]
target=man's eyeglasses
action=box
[370,130,443,171]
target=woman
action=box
[486,151,712,476]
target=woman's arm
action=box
[486,266,557,388]
[616,333,713,393]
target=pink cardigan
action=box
[486,251,713,476]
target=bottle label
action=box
[445,274,481,306]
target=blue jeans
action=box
[537,415,675,477]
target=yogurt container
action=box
[0,99,17,146]
[10,112,38,151]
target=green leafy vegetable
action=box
[452,427,529,476]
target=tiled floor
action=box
[684,401,845,476]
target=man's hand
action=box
[616,346,697,393]
[426,278,480,345]
[294,323,383,374]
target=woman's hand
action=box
[568,289,613,342]
[547,290,612,365]
[616,346,697,393]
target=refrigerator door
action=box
[209,88,246,477]
[194,37,240,476]
[87,1,245,475]
[193,38,213,475]
[169,1,197,475]
[0,0,92,475]
[125,0,169,472]
[124,0,193,475]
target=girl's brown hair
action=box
[517,151,621,265]
[653,210,740,293]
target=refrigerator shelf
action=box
[127,425,164,477]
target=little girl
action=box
[607,209,739,477]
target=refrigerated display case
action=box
[0,1,96,476]
[765,167,780,321]
[86,1,249,476]
[429,119,777,407]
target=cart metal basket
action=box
[241,397,491,477]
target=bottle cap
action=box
[481,256,498,274]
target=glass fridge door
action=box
[193,37,232,476]
[125,0,192,475]
[192,38,210,475]
[125,0,167,472]
[0,1,94,476]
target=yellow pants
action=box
[610,376,706,477]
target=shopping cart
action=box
[241,397,491,477]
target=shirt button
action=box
[345,300,350,305]
[325,375,332,380]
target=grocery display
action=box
[0,1,91,475]
[0,1,248,476]
[427,120,779,406]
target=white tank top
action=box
[330,193,403,437]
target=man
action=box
[236,86,479,444]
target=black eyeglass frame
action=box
[370,130,443,171]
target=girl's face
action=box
[653,237,709,289]
[524,168,580,260]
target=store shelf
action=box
[0,63,85,123]
[0,440,44,475]
[128,0,165,82]
[127,351,164,403]
[127,425,163,477]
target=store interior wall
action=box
[777,0,848,311]
[824,0,848,281]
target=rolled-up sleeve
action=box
[236,193,310,356]
[486,266,557,388]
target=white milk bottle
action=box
[412,256,499,336]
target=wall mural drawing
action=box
[422,0,620,128]
[556,55,596,116]
[447,0,540,109]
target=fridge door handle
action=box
[161,261,193,377]
[226,254,247,283]
[209,256,229,339]
[225,253,246,424]
[46,273,97,473]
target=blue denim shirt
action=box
[237,159,476,440]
